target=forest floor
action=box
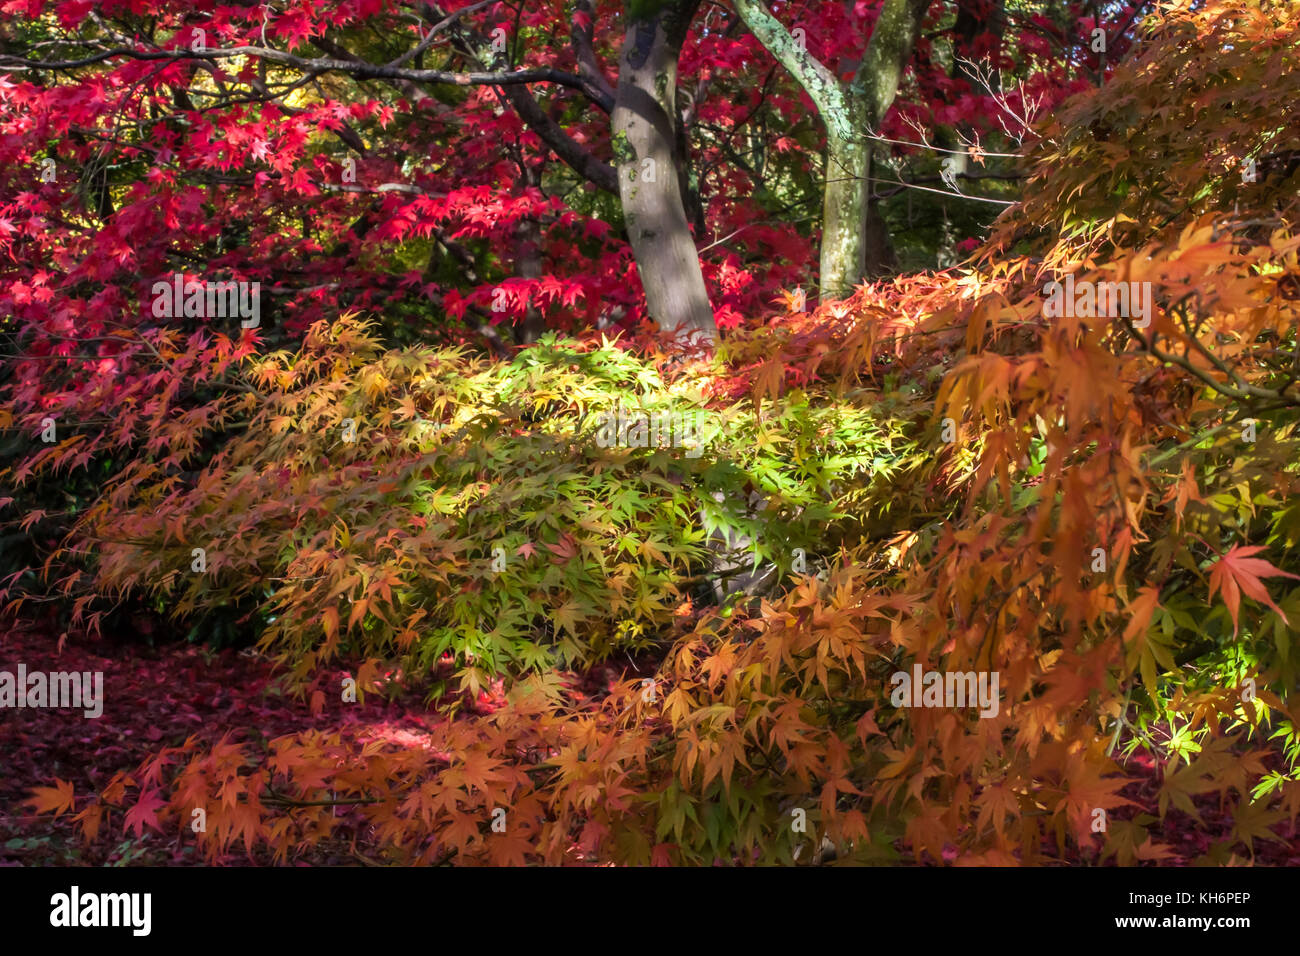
[2,619,1298,866]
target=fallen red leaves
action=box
[0,621,479,864]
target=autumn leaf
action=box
[1132,838,1179,862]
[751,358,785,406]
[1207,544,1300,636]
[546,533,578,564]
[1230,799,1286,854]
[552,598,582,637]
[1122,585,1168,692]
[73,802,105,843]
[320,605,339,642]
[123,789,168,838]
[24,778,75,818]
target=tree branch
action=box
[732,0,850,140]
[423,1,618,194]
[0,46,595,94]
[569,0,616,113]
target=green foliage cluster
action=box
[75,318,924,694]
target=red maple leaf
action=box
[123,789,168,838]
[1207,544,1300,636]
[546,533,579,564]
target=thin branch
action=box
[385,0,496,69]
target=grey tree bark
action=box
[612,0,718,345]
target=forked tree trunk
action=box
[612,0,717,344]
[735,0,928,302]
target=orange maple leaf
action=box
[24,778,75,817]
[1132,838,1179,862]
[73,802,105,842]
[1207,544,1300,636]
[774,287,807,313]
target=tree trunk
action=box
[821,130,869,300]
[515,162,546,344]
[613,0,717,344]
[852,0,930,284]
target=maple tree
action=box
[1,0,1299,870]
